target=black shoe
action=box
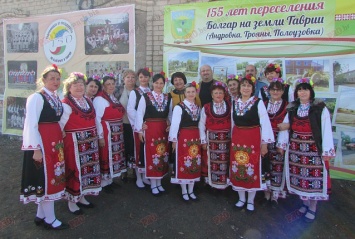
[111,182,121,188]
[77,202,95,209]
[260,198,270,207]
[44,219,70,230]
[103,185,114,194]
[271,200,278,208]
[70,208,83,215]
[34,217,45,226]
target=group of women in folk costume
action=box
[20,64,335,228]
[20,65,127,229]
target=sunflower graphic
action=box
[234,151,249,165]
[156,143,166,156]
[188,144,199,157]
[58,147,64,162]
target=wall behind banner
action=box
[0,0,205,131]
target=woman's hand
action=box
[142,122,148,130]
[201,143,207,150]
[261,144,268,157]
[166,126,170,132]
[33,149,43,163]
[62,131,66,138]
[99,138,105,147]
[277,123,290,131]
[172,142,177,152]
[276,147,284,156]
[139,133,145,143]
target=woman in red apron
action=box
[284,79,335,222]
[93,74,126,193]
[230,75,274,211]
[169,82,201,201]
[135,73,171,196]
[21,64,69,230]
[199,83,231,190]
[60,72,101,215]
[127,68,152,188]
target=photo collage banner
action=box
[163,0,355,180]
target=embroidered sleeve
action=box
[258,101,275,144]
[134,97,146,133]
[198,107,207,144]
[93,96,109,139]
[321,107,336,157]
[59,103,72,131]
[288,85,294,102]
[127,91,137,127]
[22,93,44,150]
[168,106,182,142]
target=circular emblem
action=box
[44,19,76,65]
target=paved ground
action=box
[0,135,354,239]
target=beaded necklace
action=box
[69,94,91,112]
[235,96,258,116]
[147,92,168,112]
[42,90,63,116]
[180,101,200,121]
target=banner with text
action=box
[163,0,355,180]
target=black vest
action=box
[287,100,326,153]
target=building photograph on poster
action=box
[86,61,129,85]
[334,86,355,128]
[235,58,283,81]
[200,55,238,82]
[7,61,37,89]
[84,13,129,55]
[167,51,199,80]
[5,96,26,130]
[333,57,355,92]
[338,127,355,166]
[6,22,38,53]
[285,59,331,92]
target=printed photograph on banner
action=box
[200,55,238,83]
[332,57,355,92]
[236,58,283,81]
[86,61,129,86]
[5,97,26,130]
[84,13,129,55]
[333,86,355,128]
[7,61,37,89]
[167,51,200,84]
[6,22,38,53]
[337,127,355,167]
[284,59,331,92]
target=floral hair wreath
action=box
[92,75,101,81]
[42,64,62,77]
[72,72,87,81]
[267,63,281,73]
[298,78,314,87]
[227,74,241,81]
[272,78,284,84]
[144,67,153,77]
[245,74,256,84]
[187,81,200,90]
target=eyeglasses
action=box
[269,88,283,92]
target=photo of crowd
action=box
[86,61,129,86]
[6,22,38,53]
[7,61,37,89]
[85,14,129,55]
[6,96,26,130]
